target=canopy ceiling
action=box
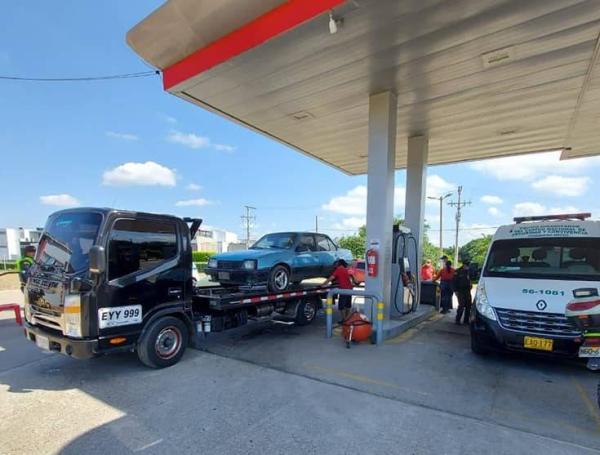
[128,0,600,175]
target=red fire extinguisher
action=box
[366,248,378,277]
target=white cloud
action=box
[322,185,405,216]
[481,195,503,205]
[175,198,212,207]
[487,207,502,217]
[167,130,210,149]
[338,217,366,229]
[531,175,590,197]
[214,144,236,152]
[470,151,600,181]
[186,183,202,191]
[40,194,80,207]
[513,202,547,217]
[322,186,367,215]
[103,161,176,187]
[426,175,454,198]
[164,115,177,124]
[167,130,236,153]
[106,131,139,141]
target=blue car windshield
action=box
[251,233,297,250]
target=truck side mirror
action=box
[89,246,106,275]
[70,277,92,293]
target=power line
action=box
[241,206,256,247]
[448,185,471,264]
[0,70,159,82]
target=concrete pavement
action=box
[2,312,600,454]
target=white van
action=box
[470,213,600,356]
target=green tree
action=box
[458,235,492,267]
[338,235,366,259]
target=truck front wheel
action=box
[137,316,189,368]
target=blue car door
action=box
[314,234,338,276]
[290,234,320,279]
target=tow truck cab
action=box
[23,208,324,368]
[470,213,600,356]
[23,208,201,367]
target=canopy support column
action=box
[365,91,397,320]
[404,135,429,308]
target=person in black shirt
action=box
[453,258,473,325]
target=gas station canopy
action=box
[128,0,600,175]
[127,0,600,174]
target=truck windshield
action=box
[483,237,600,281]
[37,212,103,273]
[251,233,297,250]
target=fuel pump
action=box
[390,224,419,317]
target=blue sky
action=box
[1,1,599,247]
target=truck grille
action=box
[30,311,63,333]
[495,308,580,338]
[217,260,242,269]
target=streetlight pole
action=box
[427,192,452,260]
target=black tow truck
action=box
[23,208,328,368]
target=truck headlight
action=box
[243,260,257,270]
[475,281,496,321]
[64,294,82,338]
[208,258,218,268]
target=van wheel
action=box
[470,332,489,356]
[295,298,318,326]
[137,316,189,368]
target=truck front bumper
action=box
[24,322,98,359]
[470,308,581,357]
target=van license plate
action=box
[579,346,600,358]
[524,336,553,351]
[36,335,50,351]
[218,272,230,280]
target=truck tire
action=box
[295,298,318,326]
[470,332,490,356]
[268,265,291,292]
[137,316,189,368]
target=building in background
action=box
[191,227,239,253]
[0,227,43,260]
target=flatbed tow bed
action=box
[191,283,331,336]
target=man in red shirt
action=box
[323,259,354,321]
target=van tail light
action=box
[566,299,600,312]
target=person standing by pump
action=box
[420,259,434,281]
[434,258,455,314]
[453,258,473,324]
[322,259,354,322]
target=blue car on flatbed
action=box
[206,232,353,292]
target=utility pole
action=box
[448,186,471,265]
[315,215,319,233]
[427,192,452,260]
[241,206,256,247]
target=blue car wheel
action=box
[268,265,290,292]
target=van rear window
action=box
[483,238,600,281]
